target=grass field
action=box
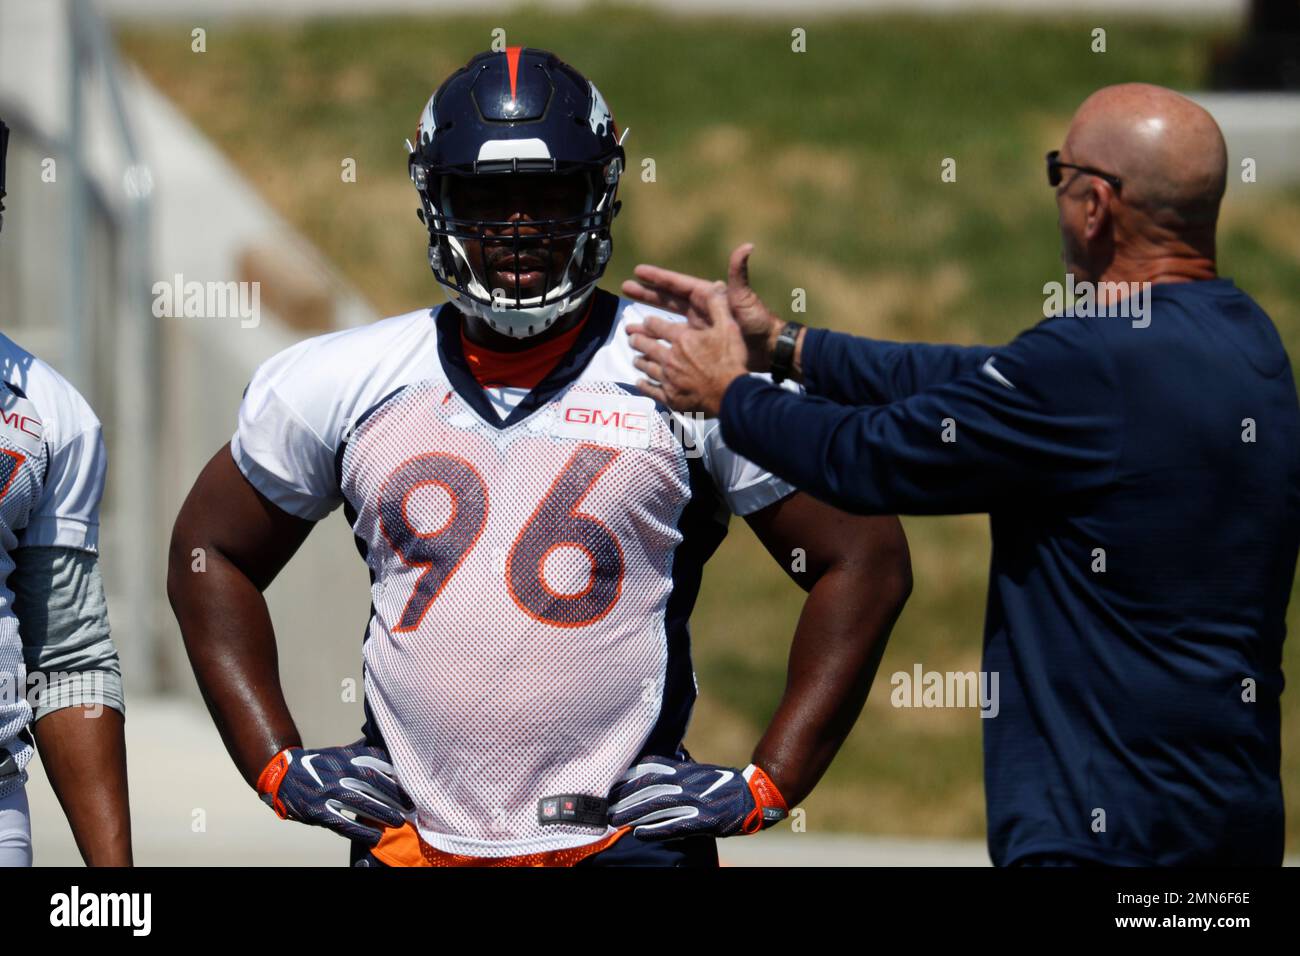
[116,9,1300,850]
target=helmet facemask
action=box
[416,163,620,338]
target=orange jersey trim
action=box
[370,821,628,867]
[459,303,592,391]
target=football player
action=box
[167,49,911,866]
[0,116,132,866]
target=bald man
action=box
[624,83,1300,866]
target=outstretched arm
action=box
[629,292,1123,517]
[718,316,1123,516]
[622,243,992,403]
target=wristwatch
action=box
[770,321,804,384]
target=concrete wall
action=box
[1,0,384,746]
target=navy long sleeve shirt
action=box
[720,278,1300,865]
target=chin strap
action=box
[457,280,598,340]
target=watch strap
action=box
[771,321,803,384]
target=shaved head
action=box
[1055,83,1226,285]
[1065,83,1227,228]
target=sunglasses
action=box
[1046,150,1122,192]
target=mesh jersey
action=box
[0,334,107,800]
[231,290,795,857]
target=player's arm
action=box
[31,709,128,867]
[167,445,411,845]
[743,493,910,804]
[167,444,313,785]
[13,547,130,866]
[610,493,909,839]
[13,379,132,865]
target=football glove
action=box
[608,756,788,840]
[256,741,413,846]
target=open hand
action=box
[622,243,782,372]
[627,289,749,417]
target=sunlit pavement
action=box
[24,697,997,867]
[25,697,1294,867]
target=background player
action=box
[167,50,911,866]
[0,117,132,867]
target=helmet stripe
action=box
[505,46,522,102]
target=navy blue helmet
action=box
[407,48,624,337]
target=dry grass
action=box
[116,11,1300,851]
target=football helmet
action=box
[408,47,624,338]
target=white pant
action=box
[0,787,32,867]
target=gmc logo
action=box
[0,408,41,440]
[563,407,648,432]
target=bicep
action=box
[744,491,911,593]
[169,443,316,592]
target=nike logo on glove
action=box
[300,753,324,787]
[700,770,734,798]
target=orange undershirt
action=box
[460,303,592,390]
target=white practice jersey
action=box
[232,291,795,858]
[0,334,107,799]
